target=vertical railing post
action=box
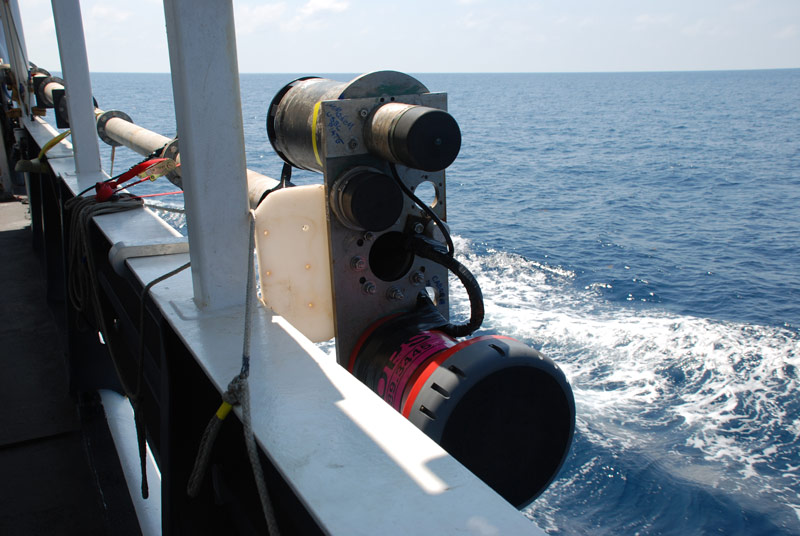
[0,17,16,194]
[1,0,31,115]
[162,0,250,311]
[50,0,101,175]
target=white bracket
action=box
[109,238,189,276]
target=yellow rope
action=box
[36,129,71,160]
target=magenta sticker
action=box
[376,331,455,412]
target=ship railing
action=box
[2,0,545,534]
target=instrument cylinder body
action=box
[349,312,575,508]
[268,77,347,172]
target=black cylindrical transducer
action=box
[364,102,461,172]
[267,74,461,172]
[267,77,347,172]
[331,167,405,232]
[349,315,575,508]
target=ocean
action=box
[90,70,800,535]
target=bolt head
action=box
[350,256,366,271]
[386,286,404,301]
[362,281,377,295]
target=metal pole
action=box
[162,0,251,311]
[96,106,278,207]
[0,0,31,115]
[51,0,101,174]
[100,113,173,158]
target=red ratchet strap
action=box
[94,158,169,202]
[118,158,167,184]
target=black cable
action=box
[133,260,191,499]
[388,162,454,258]
[408,234,484,338]
[256,162,294,208]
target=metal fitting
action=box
[96,109,133,147]
[386,286,404,301]
[361,281,377,295]
[350,256,366,271]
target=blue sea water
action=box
[90,70,800,535]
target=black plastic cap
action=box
[408,337,575,508]
[341,170,404,232]
[391,107,461,172]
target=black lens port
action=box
[369,232,414,282]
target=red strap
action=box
[95,181,117,202]
[117,158,167,184]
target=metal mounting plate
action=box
[320,93,450,365]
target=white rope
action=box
[186,210,280,535]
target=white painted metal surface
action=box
[0,120,12,193]
[162,0,251,311]
[0,1,30,115]
[99,390,162,536]
[0,24,14,194]
[50,0,101,174]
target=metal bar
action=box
[95,106,277,207]
[0,112,13,194]
[50,0,101,174]
[163,0,252,310]
[102,115,172,157]
[0,0,31,115]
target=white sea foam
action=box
[450,237,800,521]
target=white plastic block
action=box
[255,184,334,342]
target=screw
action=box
[386,286,404,301]
[350,256,366,271]
[363,232,374,242]
[362,281,377,295]
[413,222,425,234]
[359,108,369,118]
[347,138,359,151]
[409,271,424,285]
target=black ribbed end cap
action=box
[392,107,461,171]
[342,171,404,232]
[408,337,575,508]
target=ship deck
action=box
[0,196,139,535]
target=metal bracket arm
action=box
[109,237,190,276]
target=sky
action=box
[14,0,800,73]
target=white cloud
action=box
[775,24,798,40]
[299,0,349,17]
[235,3,287,35]
[458,12,482,30]
[682,19,726,38]
[279,0,349,33]
[634,13,674,29]
[88,5,132,24]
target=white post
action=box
[0,19,12,192]
[1,0,31,115]
[51,0,101,174]
[162,0,250,311]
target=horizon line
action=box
[85,67,800,76]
